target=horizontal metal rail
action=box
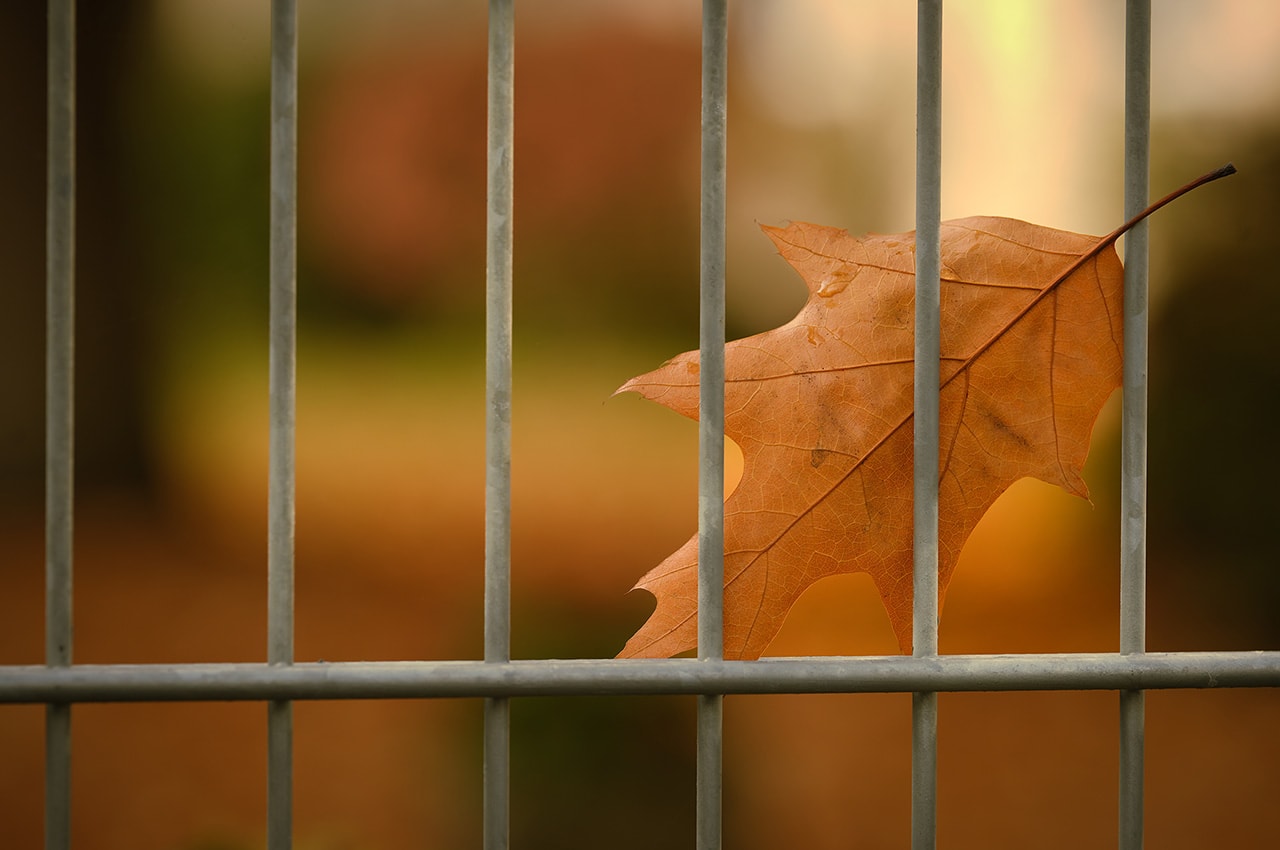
[2,652,1277,703]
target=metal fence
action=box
[6,1,1280,849]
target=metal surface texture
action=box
[484,2,515,848]
[697,0,728,665]
[912,2,943,847]
[697,3,729,849]
[268,2,298,847]
[5,652,1278,704]
[45,2,76,848]
[1121,2,1152,847]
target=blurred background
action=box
[1,0,1277,847]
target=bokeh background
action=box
[1,1,1277,847]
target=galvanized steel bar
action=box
[1121,0,1151,677]
[698,3,728,848]
[44,705,70,850]
[485,0,514,669]
[912,2,943,848]
[912,0,943,664]
[910,690,937,847]
[45,0,75,677]
[45,1,76,848]
[268,0,299,672]
[697,0,727,668]
[697,0,729,817]
[485,1,515,848]
[266,700,292,849]
[268,1,298,847]
[3,653,1278,703]
[1120,2,1151,847]
[696,693,722,850]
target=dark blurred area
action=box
[0,1,155,495]
[1,2,1277,848]
[1147,124,1280,648]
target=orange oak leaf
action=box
[615,166,1233,660]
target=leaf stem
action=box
[1104,162,1236,248]
[941,163,1237,390]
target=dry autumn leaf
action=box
[617,167,1235,660]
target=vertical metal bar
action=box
[267,1,297,848]
[912,2,943,848]
[697,0,728,665]
[695,692,722,850]
[265,701,292,850]
[697,3,728,849]
[484,1,514,848]
[44,706,71,850]
[1120,1,1151,847]
[45,1,75,848]
[482,696,509,850]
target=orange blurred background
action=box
[1,1,1277,847]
